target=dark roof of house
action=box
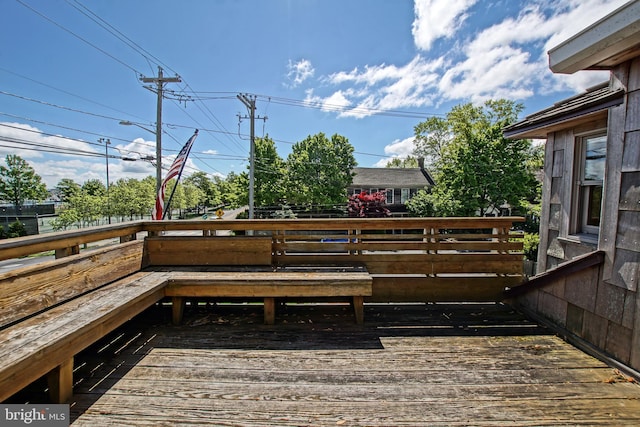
[351,167,435,188]
[503,82,625,139]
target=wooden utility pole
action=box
[237,93,266,219]
[141,67,181,194]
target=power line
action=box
[0,67,148,122]
[16,0,142,75]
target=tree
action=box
[285,133,356,206]
[184,171,221,211]
[55,178,81,203]
[254,136,286,206]
[0,155,48,210]
[218,171,248,208]
[411,100,535,217]
[413,117,451,167]
[109,177,155,220]
[82,179,106,197]
[385,156,419,168]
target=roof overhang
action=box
[503,83,624,139]
[549,1,640,74]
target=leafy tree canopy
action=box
[0,155,48,209]
[285,132,356,206]
[55,178,81,203]
[385,156,419,168]
[410,99,537,217]
[254,135,286,207]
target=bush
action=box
[523,232,539,261]
[348,191,391,218]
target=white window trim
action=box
[571,132,606,237]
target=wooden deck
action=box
[9,302,639,426]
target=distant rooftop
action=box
[351,167,434,188]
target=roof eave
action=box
[549,1,640,74]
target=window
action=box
[352,188,362,196]
[401,188,410,204]
[385,189,394,204]
[574,134,606,235]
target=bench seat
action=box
[164,271,373,325]
[0,271,168,403]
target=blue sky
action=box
[0,0,628,188]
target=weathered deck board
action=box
[16,303,638,426]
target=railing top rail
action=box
[0,217,525,261]
[141,217,526,231]
[0,222,144,261]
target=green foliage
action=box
[411,99,537,217]
[254,136,286,206]
[413,117,451,167]
[285,133,356,206]
[405,188,436,217]
[55,178,81,203]
[218,171,248,208]
[185,171,221,208]
[3,220,27,238]
[0,221,27,239]
[82,179,106,197]
[523,232,539,262]
[50,209,80,231]
[270,205,297,219]
[0,155,48,209]
[385,156,419,168]
[108,178,154,220]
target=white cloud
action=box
[412,0,478,51]
[0,122,96,160]
[305,0,624,121]
[312,56,444,119]
[286,59,315,88]
[373,136,416,167]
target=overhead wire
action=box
[15,0,142,75]
[9,1,414,177]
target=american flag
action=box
[152,129,199,220]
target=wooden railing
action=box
[0,217,524,303]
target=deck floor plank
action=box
[42,303,640,426]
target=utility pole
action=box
[141,67,181,194]
[237,93,266,219]
[99,138,111,224]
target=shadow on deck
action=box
[10,302,640,426]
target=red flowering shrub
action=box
[347,191,391,218]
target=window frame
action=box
[401,188,410,204]
[385,188,394,204]
[572,132,606,237]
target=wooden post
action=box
[264,297,276,325]
[55,245,80,259]
[47,358,73,403]
[353,296,364,325]
[172,297,185,325]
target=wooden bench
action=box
[144,236,373,325]
[164,270,373,325]
[0,240,167,403]
[0,235,372,402]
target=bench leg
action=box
[47,357,73,403]
[172,297,185,325]
[264,297,276,325]
[352,296,364,325]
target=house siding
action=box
[524,58,640,373]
